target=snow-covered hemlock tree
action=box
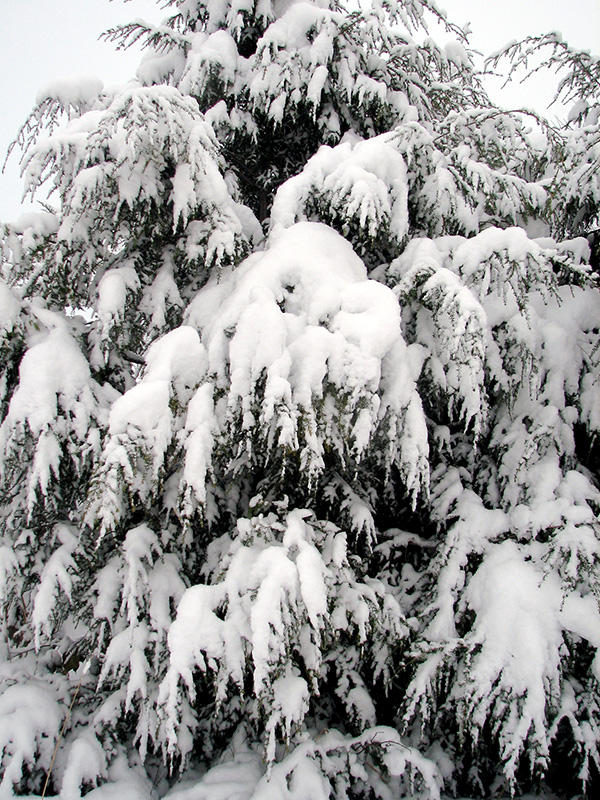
[1,1,600,798]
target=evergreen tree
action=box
[0,1,599,798]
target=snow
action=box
[443,40,470,68]
[23,83,252,299]
[453,226,545,281]
[8,211,59,244]
[159,507,409,770]
[97,266,141,337]
[560,593,600,679]
[0,280,21,333]
[271,133,409,247]
[0,316,107,511]
[265,666,310,762]
[137,46,188,86]
[464,542,564,779]
[183,222,428,502]
[82,756,152,800]
[179,30,239,98]
[144,326,205,396]
[109,327,204,438]
[181,383,217,507]
[109,381,172,439]
[165,741,262,800]
[61,735,108,800]
[35,75,104,108]
[31,524,78,646]
[91,327,207,536]
[0,683,63,795]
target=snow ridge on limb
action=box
[182,222,429,517]
[157,509,417,776]
[393,231,600,792]
[270,132,410,266]
[4,74,105,175]
[0,309,113,529]
[269,114,548,270]
[112,0,486,221]
[18,84,252,278]
[90,223,429,537]
[486,35,600,239]
[85,326,205,538]
[3,84,257,380]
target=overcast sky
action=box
[1,0,599,220]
